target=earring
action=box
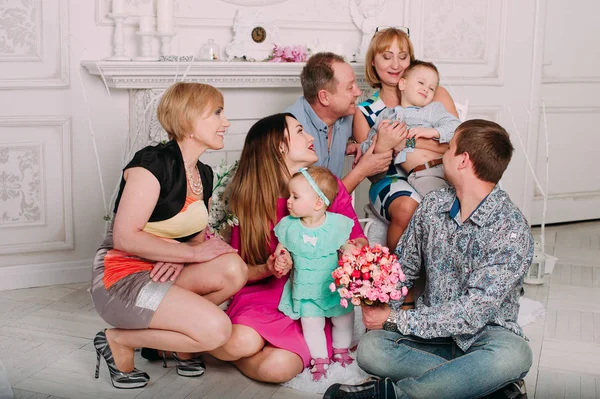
[190,134,194,139]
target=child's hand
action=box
[375,120,408,153]
[274,248,293,277]
[340,240,358,255]
[407,127,439,140]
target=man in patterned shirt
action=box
[324,119,533,399]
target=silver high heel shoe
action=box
[171,353,205,377]
[94,330,150,389]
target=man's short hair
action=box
[300,52,346,104]
[454,119,514,184]
[403,59,439,79]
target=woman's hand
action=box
[191,237,237,263]
[150,262,185,283]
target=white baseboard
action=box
[0,258,92,291]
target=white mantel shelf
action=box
[81,60,368,90]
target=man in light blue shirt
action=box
[286,52,391,193]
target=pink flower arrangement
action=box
[267,44,309,63]
[330,244,408,308]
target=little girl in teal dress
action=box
[274,166,356,381]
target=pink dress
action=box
[225,178,366,368]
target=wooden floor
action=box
[1,221,599,399]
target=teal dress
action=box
[276,212,354,320]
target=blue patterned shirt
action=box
[392,186,534,351]
[286,97,353,179]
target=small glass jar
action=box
[198,39,220,61]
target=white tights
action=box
[300,311,354,359]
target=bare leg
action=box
[210,324,265,361]
[386,196,419,250]
[106,253,246,371]
[175,252,247,305]
[106,285,231,371]
[234,344,304,383]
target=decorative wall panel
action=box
[0,117,73,254]
[0,0,69,88]
[0,0,42,61]
[412,0,507,85]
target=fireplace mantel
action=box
[81,60,368,89]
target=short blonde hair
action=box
[364,28,415,88]
[157,82,223,141]
[291,166,339,205]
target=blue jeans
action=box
[356,327,532,399]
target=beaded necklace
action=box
[183,157,203,196]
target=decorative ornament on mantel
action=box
[225,9,279,61]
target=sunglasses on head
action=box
[375,26,410,37]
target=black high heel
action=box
[94,330,150,389]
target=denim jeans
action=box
[356,327,532,399]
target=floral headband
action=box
[298,168,330,206]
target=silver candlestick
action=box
[106,13,131,61]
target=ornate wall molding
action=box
[0,0,69,89]
[82,60,370,89]
[416,0,507,85]
[0,0,42,61]
[0,116,73,255]
[95,0,356,30]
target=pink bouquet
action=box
[267,44,309,63]
[330,244,408,308]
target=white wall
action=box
[0,0,594,290]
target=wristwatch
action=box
[382,308,401,332]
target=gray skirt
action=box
[90,222,173,329]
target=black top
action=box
[113,140,213,234]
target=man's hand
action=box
[408,127,439,140]
[375,120,408,153]
[354,141,393,178]
[346,142,363,167]
[361,303,392,330]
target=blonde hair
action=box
[291,166,338,206]
[364,28,415,88]
[227,113,293,265]
[157,82,223,141]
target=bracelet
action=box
[402,301,415,306]
[347,138,358,144]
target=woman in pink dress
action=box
[209,113,368,382]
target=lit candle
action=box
[112,0,126,15]
[138,15,154,33]
[156,0,174,34]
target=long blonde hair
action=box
[227,113,294,265]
